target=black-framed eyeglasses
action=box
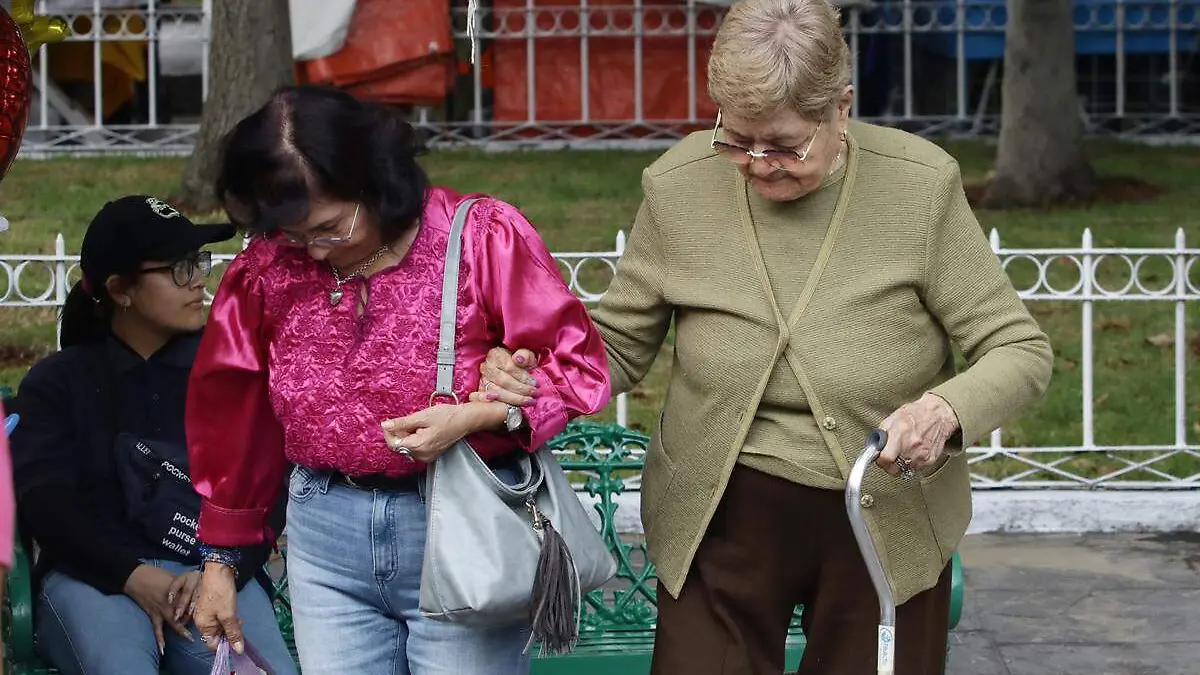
[138,251,213,287]
[709,109,823,172]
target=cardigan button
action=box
[859,494,876,509]
[822,415,838,431]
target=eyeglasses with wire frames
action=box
[276,203,361,248]
[137,251,214,288]
[709,109,823,172]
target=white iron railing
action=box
[1,229,1197,489]
[22,0,207,156]
[14,0,1200,156]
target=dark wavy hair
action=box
[215,85,430,244]
[59,276,130,348]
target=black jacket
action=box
[9,332,285,595]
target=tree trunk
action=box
[981,0,1097,208]
[175,0,294,212]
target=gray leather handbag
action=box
[418,198,618,655]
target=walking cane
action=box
[844,429,896,675]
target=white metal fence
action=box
[21,0,207,156]
[1,229,1197,489]
[15,0,1200,156]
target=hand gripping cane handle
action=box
[845,428,897,675]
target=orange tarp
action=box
[296,0,454,106]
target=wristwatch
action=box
[504,404,525,432]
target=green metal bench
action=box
[3,421,964,674]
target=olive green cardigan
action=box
[590,120,1053,604]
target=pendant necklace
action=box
[329,245,392,306]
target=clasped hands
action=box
[123,564,204,654]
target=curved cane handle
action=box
[845,428,897,675]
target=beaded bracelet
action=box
[197,543,242,578]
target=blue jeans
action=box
[285,465,532,675]
[36,558,297,675]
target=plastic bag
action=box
[209,637,276,675]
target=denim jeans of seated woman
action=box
[285,463,533,675]
[36,558,297,675]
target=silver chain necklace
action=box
[329,245,391,306]
[826,141,845,178]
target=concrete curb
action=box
[577,490,1200,535]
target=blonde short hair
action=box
[707,0,851,121]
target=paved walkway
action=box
[949,532,1200,675]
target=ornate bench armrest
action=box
[948,551,965,630]
[5,535,38,664]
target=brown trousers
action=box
[651,465,952,675]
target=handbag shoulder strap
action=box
[434,197,484,399]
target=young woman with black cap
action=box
[7,196,296,675]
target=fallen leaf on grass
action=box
[1096,392,1109,407]
[1146,333,1175,348]
[0,344,45,369]
[1191,333,1200,357]
[1097,316,1132,332]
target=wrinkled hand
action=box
[470,346,539,407]
[167,570,201,625]
[194,563,243,654]
[381,404,475,463]
[123,564,195,654]
[876,392,961,478]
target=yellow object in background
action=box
[33,7,146,120]
[47,39,147,119]
[9,0,69,53]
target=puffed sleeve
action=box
[472,199,612,450]
[923,159,1054,448]
[186,244,290,547]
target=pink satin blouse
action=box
[186,188,612,547]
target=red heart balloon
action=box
[0,7,31,185]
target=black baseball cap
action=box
[80,195,236,296]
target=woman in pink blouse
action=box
[185,85,611,675]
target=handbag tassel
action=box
[525,501,583,656]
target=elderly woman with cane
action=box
[476,0,1053,673]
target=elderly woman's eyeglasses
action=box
[710,110,822,172]
[139,251,214,288]
[277,203,361,248]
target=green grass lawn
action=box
[1,140,1197,481]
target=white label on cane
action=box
[877,624,896,675]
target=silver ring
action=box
[395,446,412,457]
[199,635,211,643]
